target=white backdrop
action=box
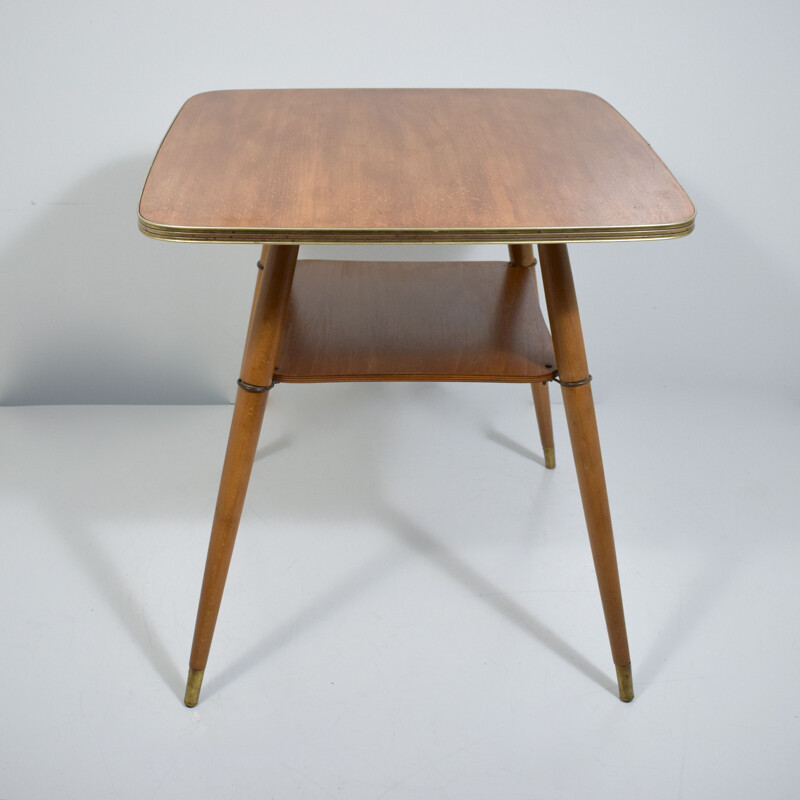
[1,0,798,404]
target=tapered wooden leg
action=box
[235,244,268,376]
[508,244,555,469]
[247,246,269,340]
[537,243,633,702]
[531,382,555,469]
[185,244,299,707]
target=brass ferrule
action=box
[616,663,634,703]
[184,668,205,707]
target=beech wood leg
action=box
[245,246,268,345]
[507,244,555,468]
[537,242,633,702]
[232,244,268,381]
[184,244,299,707]
[531,382,555,469]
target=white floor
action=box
[1,382,798,799]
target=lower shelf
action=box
[274,259,556,383]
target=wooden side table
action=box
[138,89,695,707]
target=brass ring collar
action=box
[553,373,592,388]
[237,378,275,393]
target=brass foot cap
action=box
[544,447,556,470]
[616,663,634,703]
[184,668,205,707]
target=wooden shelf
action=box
[274,260,556,383]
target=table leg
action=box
[537,243,633,702]
[507,244,555,469]
[184,244,299,707]
[530,382,555,469]
[240,244,269,367]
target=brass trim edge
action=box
[137,213,695,245]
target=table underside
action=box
[274,260,556,383]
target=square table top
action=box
[138,89,694,245]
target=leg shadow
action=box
[54,514,184,697]
[381,505,617,696]
[203,548,401,699]
[485,425,548,468]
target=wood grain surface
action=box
[273,259,556,382]
[139,89,694,243]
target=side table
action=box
[138,89,695,707]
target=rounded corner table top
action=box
[138,88,695,245]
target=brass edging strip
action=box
[271,373,559,384]
[137,213,695,245]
